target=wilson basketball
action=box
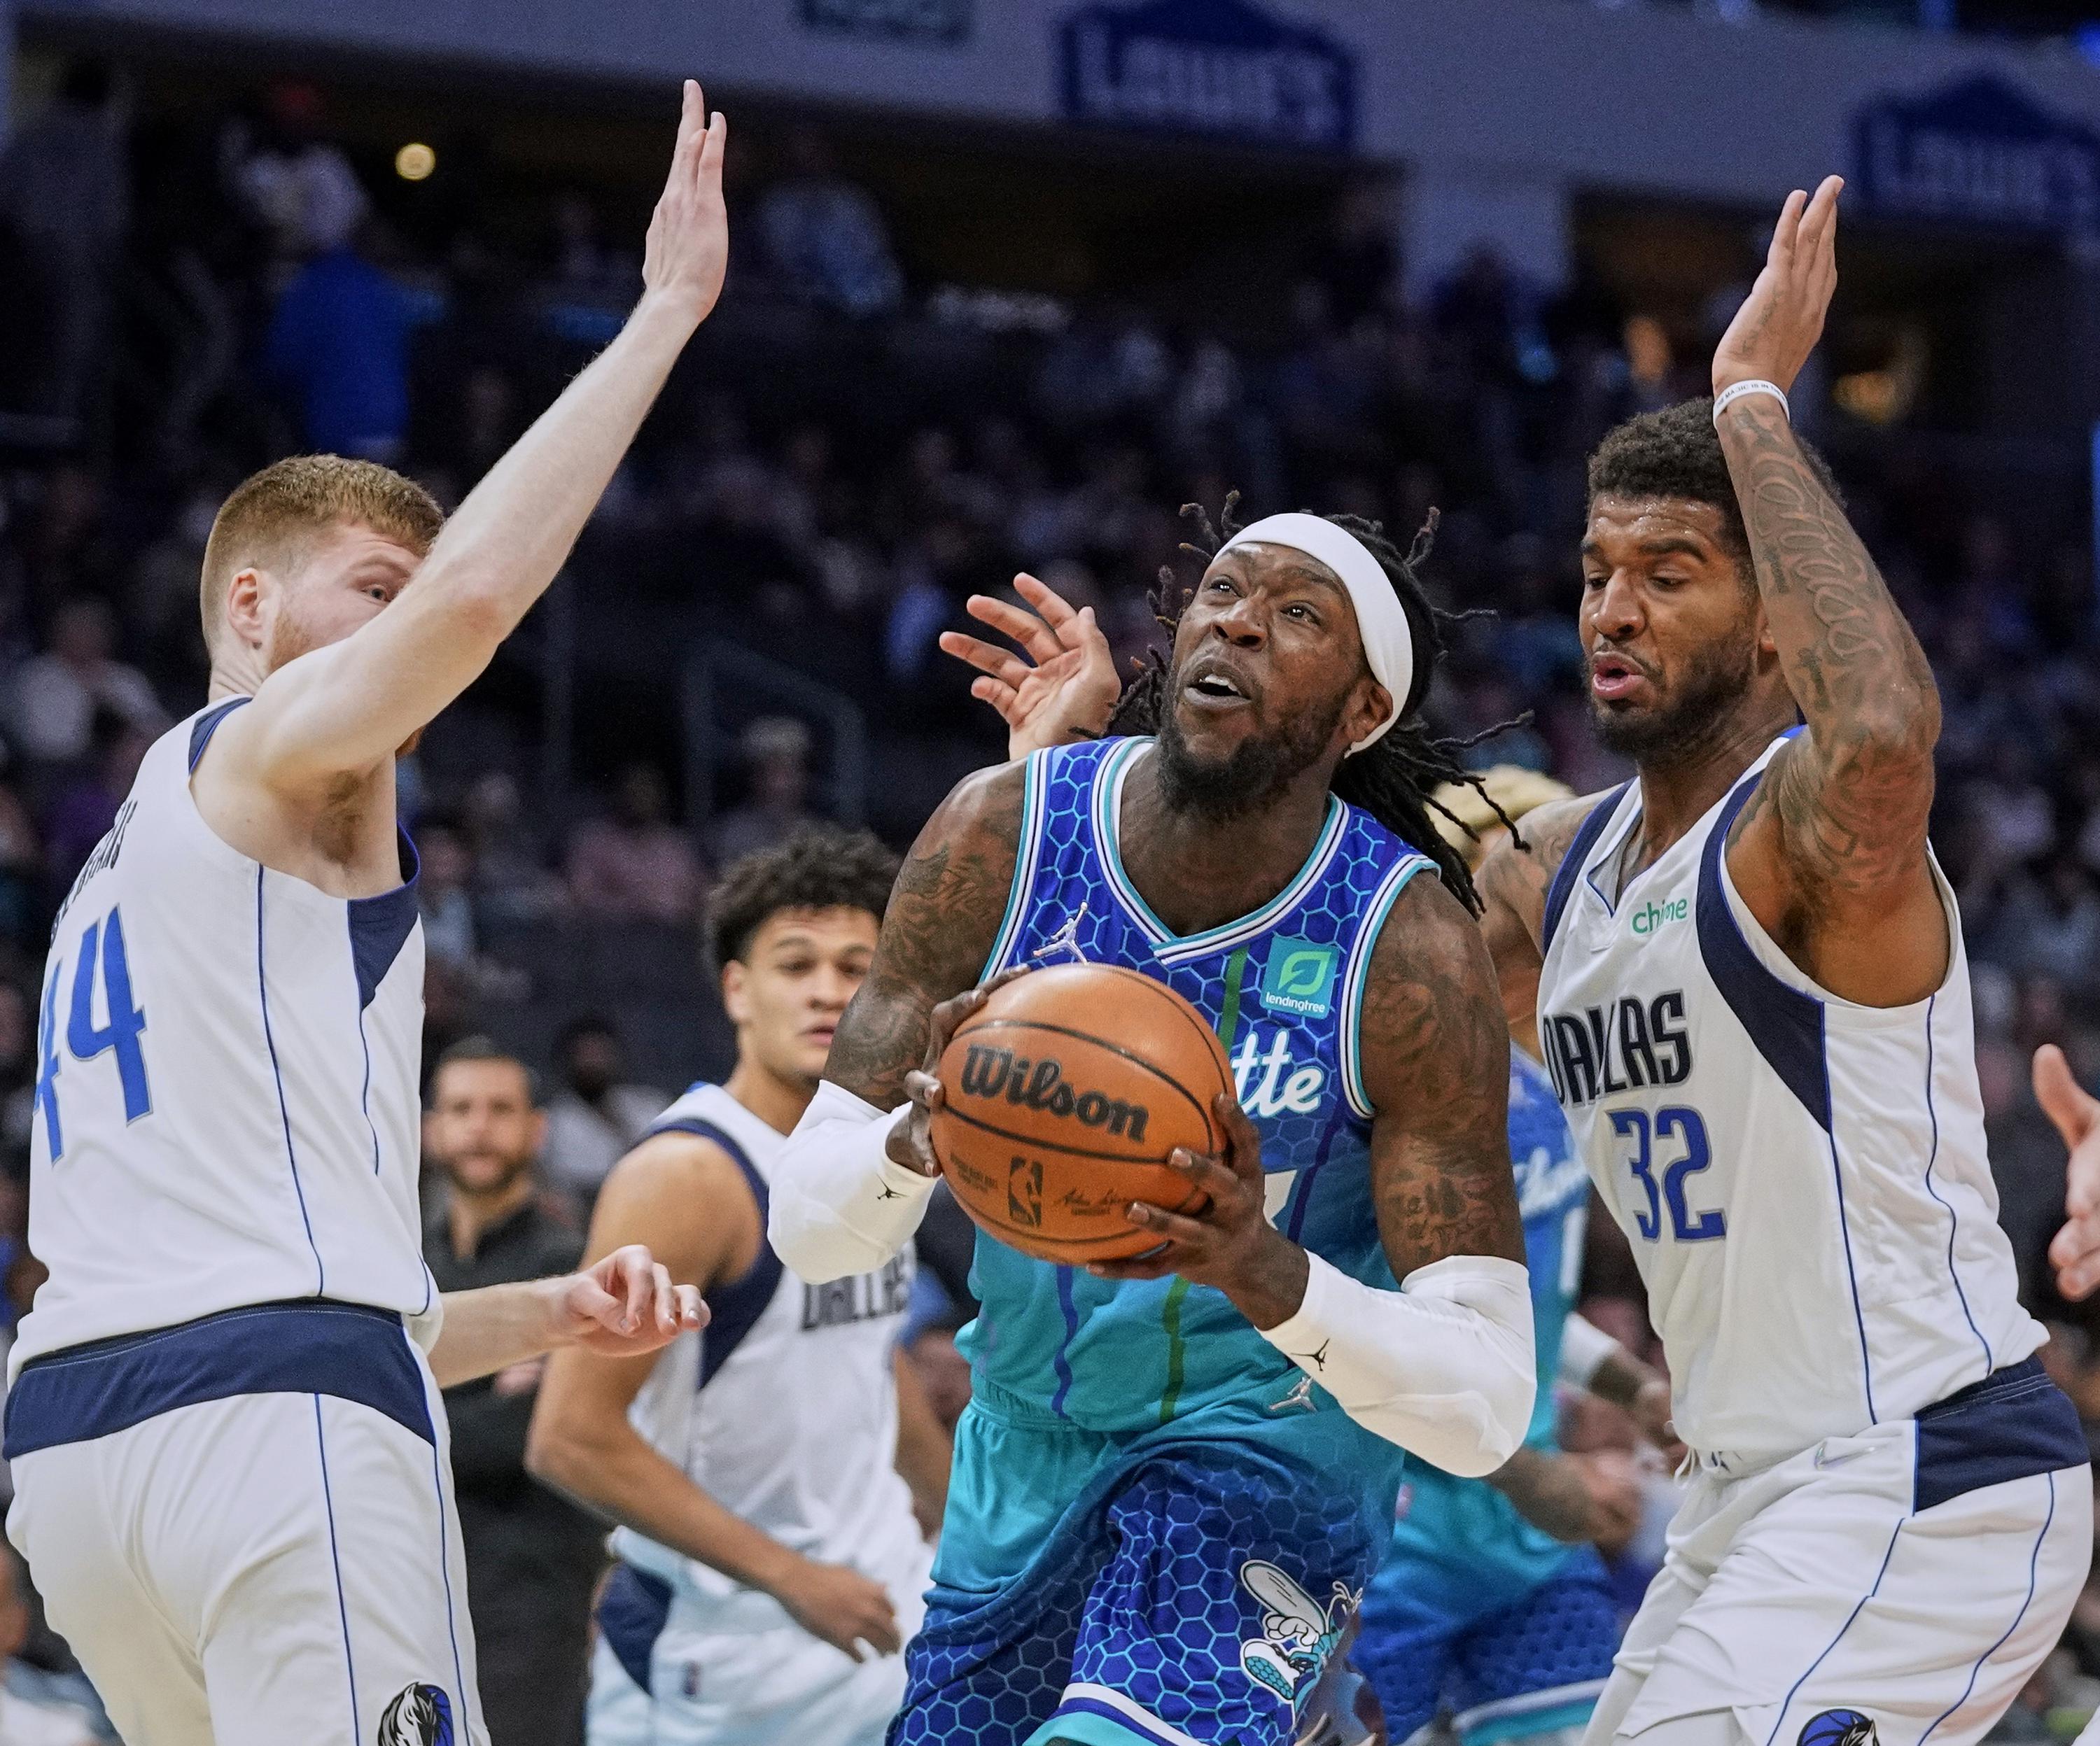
[930,964,1234,1264]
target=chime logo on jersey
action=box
[1259,938,1338,1020]
[377,1683,453,1746]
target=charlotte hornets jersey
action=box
[13,698,433,1375]
[1536,733,2042,1461]
[615,1083,925,1618]
[968,736,1438,1437]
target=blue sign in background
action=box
[1057,0,1357,153]
[1853,73,2100,234]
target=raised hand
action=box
[939,573,1121,760]
[642,79,730,331]
[1712,174,1841,398]
[2038,1044,2100,1300]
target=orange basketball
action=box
[930,964,1234,1264]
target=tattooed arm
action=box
[1712,177,1947,1006]
[1475,795,1612,1060]
[768,763,1025,1282]
[1361,875,1524,1275]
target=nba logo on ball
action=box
[1799,1711,1876,1746]
[1260,939,1338,1020]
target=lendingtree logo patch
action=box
[1260,938,1338,1019]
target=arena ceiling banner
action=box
[1853,71,2100,235]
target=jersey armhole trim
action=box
[643,1116,784,1390]
[186,696,253,773]
[1540,784,1630,957]
[1339,852,1437,1122]
[980,749,1048,980]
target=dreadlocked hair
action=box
[1107,493,1522,915]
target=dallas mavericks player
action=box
[1471,181,2090,1745]
[1353,772,1670,1746]
[4,85,727,1746]
[528,831,946,1746]
[773,505,1541,1746]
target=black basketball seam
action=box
[977,1215,1205,1257]
[1149,981,1235,1100]
[947,1016,1211,1128]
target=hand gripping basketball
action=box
[886,967,1032,1178]
[1088,1092,1310,1330]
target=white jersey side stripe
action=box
[1923,991,1994,1374]
[256,864,325,1298]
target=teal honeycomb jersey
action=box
[962,735,1438,1438]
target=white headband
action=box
[1214,513,1414,753]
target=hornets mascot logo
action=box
[378,1683,454,1746]
[1799,1711,1877,1746]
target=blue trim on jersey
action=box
[1821,1125,1878,1425]
[429,1434,473,1738]
[3,1300,433,1457]
[348,832,423,1011]
[983,752,1047,980]
[1919,994,1992,1376]
[313,1396,363,1745]
[1914,1358,2085,1513]
[1093,740,1348,964]
[186,696,251,772]
[1763,1512,1905,1746]
[1050,1267,1079,1419]
[648,1116,784,1391]
[1284,1106,1346,1244]
[1540,785,1628,955]
[1338,851,1436,1120]
[1695,772,1830,1130]
[258,866,326,1295]
[597,1562,675,1696]
[1917,1470,2054,1746]
[1052,1688,1201,1746]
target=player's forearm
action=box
[770,1081,935,1283]
[892,1349,953,1526]
[1485,1445,1592,1544]
[525,1412,806,1595]
[428,1279,568,1388]
[1715,395,1939,878]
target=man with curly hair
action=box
[529,827,951,1746]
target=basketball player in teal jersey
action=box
[771,505,1539,1746]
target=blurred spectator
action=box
[226,81,368,264]
[0,1547,99,1746]
[754,127,904,318]
[463,772,562,927]
[538,1018,666,1209]
[0,788,38,954]
[6,600,163,770]
[0,60,129,427]
[41,714,151,896]
[566,764,702,924]
[0,981,32,1185]
[264,227,416,460]
[711,717,819,867]
[416,817,480,971]
[423,1040,600,1746]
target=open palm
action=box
[939,572,1121,759]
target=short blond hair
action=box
[1430,764,1576,868]
[200,456,444,656]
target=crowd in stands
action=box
[2,61,2100,1739]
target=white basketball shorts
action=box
[587,1553,929,1746]
[1585,1358,2092,1746]
[4,1300,487,1746]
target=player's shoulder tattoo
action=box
[823,761,1028,1107]
[1476,790,1616,953]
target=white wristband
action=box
[1712,379,1788,424]
[769,1080,932,1283]
[1558,1311,1617,1391]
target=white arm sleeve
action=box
[1558,1311,1618,1392]
[769,1080,939,1283]
[1256,1252,1535,1477]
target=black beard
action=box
[1588,636,1757,766]
[1154,688,1345,820]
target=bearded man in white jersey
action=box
[4,84,727,1746]
[979,179,2090,1746]
[529,829,952,1746]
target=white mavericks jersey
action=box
[1536,733,2043,1463]
[615,1083,924,1617]
[13,698,433,1376]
